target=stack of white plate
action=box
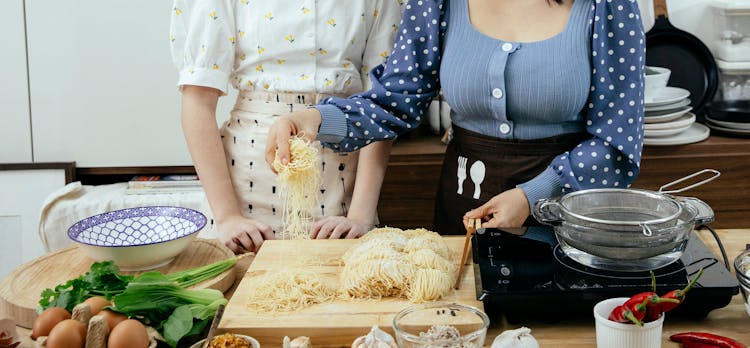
[644,87,710,146]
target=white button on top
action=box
[499,123,511,134]
[501,43,513,52]
[492,88,503,99]
[306,32,314,38]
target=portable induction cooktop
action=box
[472,226,739,322]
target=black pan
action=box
[645,0,718,119]
[708,100,750,123]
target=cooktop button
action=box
[500,266,511,276]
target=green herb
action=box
[39,262,134,311]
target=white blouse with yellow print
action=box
[170,0,404,95]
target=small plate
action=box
[644,123,710,146]
[644,98,691,112]
[645,87,691,107]
[645,106,693,124]
[645,123,693,137]
[705,116,750,131]
[706,121,750,136]
[645,112,696,131]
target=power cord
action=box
[699,224,729,270]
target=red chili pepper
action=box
[608,304,643,326]
[681,343,723,348]
[625,291,680,323]
[659,268,704,313]
[670,332,747,348]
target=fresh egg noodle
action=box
[273,136,321,240]
[341,227,457,303]
[245,268,337,313]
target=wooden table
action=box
[8,229,750,347]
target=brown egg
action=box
[96,309,128,331]
[82,296,110,314]
[31,307,71,340]
[46,319,86,348]
[108,319,149,348]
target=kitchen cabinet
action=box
[0,0,32,163]
[0,163,73,281]
[24,0,236,167]
[378,134,750,229]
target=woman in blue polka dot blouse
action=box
[265,0,645,235]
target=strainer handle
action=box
[532,198,563,226]
[677,197,715,226]
[658,169,721,194]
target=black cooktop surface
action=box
[472,226,739,321]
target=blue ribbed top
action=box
[315,0,646,212]
[441,0,592,139]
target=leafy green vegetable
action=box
[38,258,236,347]
[38,258,235,312]
[112,272,227,347]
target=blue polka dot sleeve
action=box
[315,0,447,152]
[551,0,645,193]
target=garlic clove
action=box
[490,327,539,348]
[290,336,311,348]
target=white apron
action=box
[218,91,360,237]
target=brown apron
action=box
[434,125,587,235]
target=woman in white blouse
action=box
[170,1,403,253]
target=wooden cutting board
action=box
[0,238,235,329]
[220,237,483,347]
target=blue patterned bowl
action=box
[68,206,207,271]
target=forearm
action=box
[346,140,393,225]
[181,86,240,221]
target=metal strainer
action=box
[533,169,720,236]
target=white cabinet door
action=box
[0,165,71,280]
[0,0,32,163]
[26,0,236,167]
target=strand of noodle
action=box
[273,136,321,239]
[341,227,456,302]
[407,268,453,303]
[246,269,336,313]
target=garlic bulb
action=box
[284,336,312,348]
[490,327,539,348]
[351,326,397,348]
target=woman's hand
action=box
[265,108,323,172]
[463,188,530,229]
[217,214,275,254]
[310,216,374,239]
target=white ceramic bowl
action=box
[190,334,260,348]
[645,66,671,97]
[594,297,664,348]
[67,206,206,271]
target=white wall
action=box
[0,0,32,163]
[25,0,236,167]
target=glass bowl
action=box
[733,246,750,317]
[67,206,206,271]
[392,303,490,348]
